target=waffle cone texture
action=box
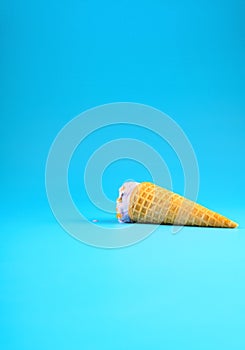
[128,182,238,228]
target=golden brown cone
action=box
[128,182,238,228]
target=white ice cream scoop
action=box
[116,181,139,223]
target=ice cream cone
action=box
[116,181,238,228]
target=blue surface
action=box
[1,0,245,349]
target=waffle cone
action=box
[128,182,238,228]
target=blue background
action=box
[1,0,245,349]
